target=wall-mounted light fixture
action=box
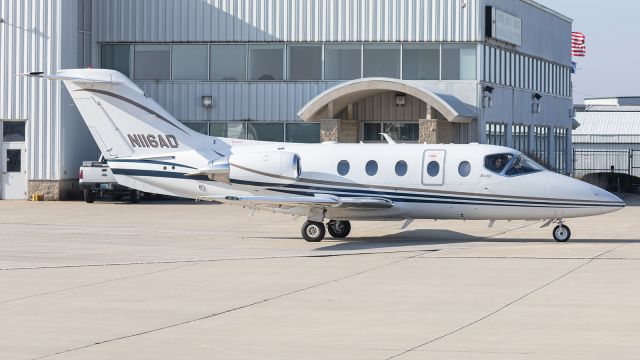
[532,93,542,114]
[482,86,494,109]
[201,95,213,108]
[395,93,406,107]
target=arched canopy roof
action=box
[298,78,477,123]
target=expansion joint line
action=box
[32,251,430,360]
[384,243,627,360]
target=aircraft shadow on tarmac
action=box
[310,229,640,252]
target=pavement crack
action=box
[0,249,438,271]
[384,243,628,360]
[0,263,199,305]
[31,251,429,360]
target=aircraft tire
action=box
[83,189,95,204]
[129,190,140,204]
[302,221,325,242]
[327,220,351,238]
[553,225,571,242]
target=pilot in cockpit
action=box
[493,157,506,172]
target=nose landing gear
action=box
[552,221,571,242]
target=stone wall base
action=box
[28,179,83,201]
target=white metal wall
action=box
[94,0,481,43]
[0,0,97,181]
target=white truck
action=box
[79,157,140,203]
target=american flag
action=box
[572,32,586,57]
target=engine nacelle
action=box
[229,151,301,185]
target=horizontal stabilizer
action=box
[16,71,123,85]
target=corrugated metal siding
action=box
[136,81,339,121]
[574,112,640,139]
[354,93,427,121]
[94,0,480,43]
[0,0,97,181]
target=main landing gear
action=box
[301,220,352,242]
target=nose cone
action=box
[549,173,626,216]
[592,186,626,208]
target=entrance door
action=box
[1,121,27,200]
[422,150,446,186]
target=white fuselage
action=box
[107,141,624,221]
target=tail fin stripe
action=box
[77,88,191,136]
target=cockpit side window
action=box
[484,154,513,174]
[504,155,545,176]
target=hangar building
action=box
[1,0,573,200]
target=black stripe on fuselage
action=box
[109,159,197,169]
[228,179,622,209]
[110,168,623,209]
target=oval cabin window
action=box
[365,160,378,176]
[426,161,440,177]
[458,161,471,177]
[395,160,408,176]
[337,160,350,176]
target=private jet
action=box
[20,69,625,242]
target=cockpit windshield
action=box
[504,154,545,176]
[484,154,513,173]
[484,153,546,176]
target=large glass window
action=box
[210,122,247,139]
[247,123,284,142]
[134,45,170,80]
[288,44,322,80]
[533,126,550,167]
[383,123,419,142]
[101,44,131,77]
[363,123,382,142]
[363,44,400,78]
[402,44,440,80]
[182,122,209,135]
[286,123,320,143]
[3,121,26,142]
[325,44,361,80]
[442,45,476,80]
[363,122,419,143]
[554,128,568,174]
[172,45,208,80]
[210,45,247,81]
[512,124,530,154]
[249,45,284,81]
[486,123,506,146]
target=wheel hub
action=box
[306,225,319,237]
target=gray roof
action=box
[573,110,640,144]
[585,105,640,112]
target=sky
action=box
[535,0,640,103]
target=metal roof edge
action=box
[519,0,573,23]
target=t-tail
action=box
[19,69,221,159]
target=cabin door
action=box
[421,150,446,186]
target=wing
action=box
[201,194,393,210]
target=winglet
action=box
[379,133,397,144]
